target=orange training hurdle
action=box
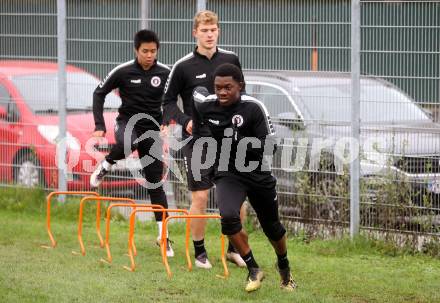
[102,203,165,263]
[124,208,189,272]
[77,196,136,255]
[45,191,99,248]
[162,214,228,278]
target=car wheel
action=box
[14,151,44,187]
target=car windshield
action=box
[12,72,121,114]
[245,82,302,123]
[297,81,430,123]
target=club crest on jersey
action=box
[151,76,161,87]
[232,114,244,127]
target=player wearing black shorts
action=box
[193,63,297,292]
[162,10,245,268]
[90,30,173,257]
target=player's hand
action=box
[161,128,169,153]
[186,120,193,135]
[91,130,105,137]
[160,125,169,138]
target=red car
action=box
[0,60,142,194]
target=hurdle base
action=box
[100,258,111,264]
[123,266,134,272]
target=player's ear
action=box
[238,81,244,90]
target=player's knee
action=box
[221,216,242,236]
[192,190,209,203]
[261,220,286,241]
[190,190,209,211]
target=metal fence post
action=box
[197,0,206,12]
[140,0,150,29]
[57,0,67,200]
[350,0,360,237]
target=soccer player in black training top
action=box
[193,63,297,292]
[90,29,173,257]
[162,10,245,268]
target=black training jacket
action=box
[193,92,278,187]
[162,47,241,137]
[93,59,170,132]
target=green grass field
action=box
[0,187,439,303]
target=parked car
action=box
[169,70,440,226]
[0,60,143,196]
[243,70,440,225]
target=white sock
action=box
[102,160,112,170]
[157,221,168,239]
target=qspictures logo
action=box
[55,113,388,189]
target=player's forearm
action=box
[92,92,106,132]
[163,102,191,127]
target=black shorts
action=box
[215,174,280,225]
[182,138,215,191]
[106,118,165,184]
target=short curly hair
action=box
[213,63,244,83]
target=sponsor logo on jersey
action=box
[130,79,141,84]
[195,73,207,79]
[208,119,220,125]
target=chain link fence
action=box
[0,0,439,243]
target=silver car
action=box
[244,70,440,218]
